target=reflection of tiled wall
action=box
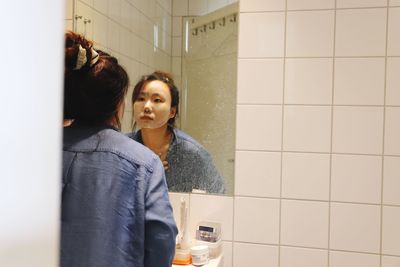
[171,0,238,90]
[65,0,173,133]
[171,1,400,267]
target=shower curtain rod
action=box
[190,2,238,30]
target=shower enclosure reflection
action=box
[180,3,238,195]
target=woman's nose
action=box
[144,101,152,113]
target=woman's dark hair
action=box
[131,71,179,128]
[64,31,129,129]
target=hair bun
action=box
[65,31,94,72]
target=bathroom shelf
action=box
[172,255,223,267]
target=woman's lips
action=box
[140,115,154,120]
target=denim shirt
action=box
[128,128,225,194]
[62,123,177,267]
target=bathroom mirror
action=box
[180,4,238,196]
[67,0,238,196]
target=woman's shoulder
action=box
[100,129,159,170]
[172,129,213,159]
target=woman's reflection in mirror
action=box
[128,71,225,194]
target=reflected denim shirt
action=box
[62,124,177,267]
[128,128,225,194]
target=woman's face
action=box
[133,80,176,129]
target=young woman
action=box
[128,71,225,194]
[62,32,177,267]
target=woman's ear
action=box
[169,107,177,118]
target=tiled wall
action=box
[171,1,400,267]
[65,0,173,133]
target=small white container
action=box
[190,245,209,266]
[194,239,222,259]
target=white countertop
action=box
[172,255,223,267]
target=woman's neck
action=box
[140,125,172,155]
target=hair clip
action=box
[74,45,99,70]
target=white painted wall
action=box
[0,1,64,266]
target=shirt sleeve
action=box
[144,157,178,267]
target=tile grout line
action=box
[277,0,289,266]
[380,1,390,266]
[327,0,338,265]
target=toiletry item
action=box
[194,238,222,259]
[191,245,209,266]
[172,246,191,265]
[196,221,221,243]
[179,197,191,249]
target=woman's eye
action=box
[137,97,145,101]
[154,98,163,103]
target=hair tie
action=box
[73,45,100,70]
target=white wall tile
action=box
[65,0,74,19]
[76,1,94,39]
[335,8,387,56]
[329,251,380,267]
[283,106,332,152]
[189,194,233,240]
[80,0,94,7]
[158,0,173,13]
[382,256,400,267]
[382,206,400,256]
[234,197,280,244]
[388,8,400,56]
[385,107,400,155]
[383,156,400,205]
[172,0,189,16]
[172,17,183,37]
[332,106,384,154]
[172,37,182,56]
[330,203,381,253]
[172,56,181,76]
[233,243,279,267]
[281,200,329,248]
[287,0,335,10]
[236,105,282,151]
[284,58,333,105]
[65,19,73,31]
[207,0,228,13]
[336,0,387,8]
[282,153,330,200]
[390,0,400,6]
[107,19,120,51]
[94,0,108,15]
[334,58,385,105]
[237,59,284,104]
[92,11,108,46]
[331,154,382,204]
[286,10,334,57]
[121,110,133,133]
[188,0,207,15]
[119,28,132,57]
[120,0,132,28]
[108,0,121,22]
[386,57,400,105]
[235,151,281,197]
[280,247,328,267]
[238,12,285,58]
[240,0,285,12]
[222,241,233,267]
